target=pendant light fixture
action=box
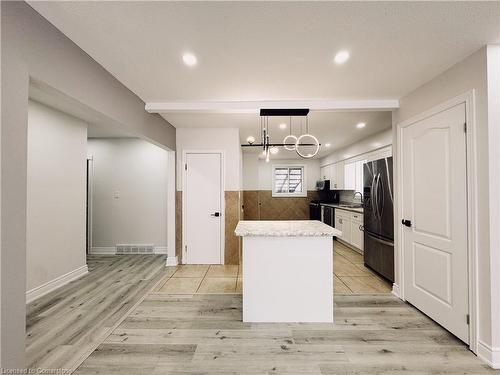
[243,108,320,160]
[283,116,298,151]
[295,116,320,159]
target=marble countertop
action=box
[321,203,364,214]
[235,220,341,237]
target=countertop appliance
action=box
[363,157,394,282]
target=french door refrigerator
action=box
[363,157,394,282]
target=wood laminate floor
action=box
[152,240,392,295]
[26,254,167,372]
[74,293,495,375]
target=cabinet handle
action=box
[339,218,343,224]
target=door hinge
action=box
[466,314,470,325]
[464,122,467,133]
[185,163,187,171]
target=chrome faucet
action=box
[353,191,363,203]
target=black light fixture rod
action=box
[241,143,321,147]
[260,108,309,116]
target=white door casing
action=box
[401,103,469,343]
[184,152,223,264]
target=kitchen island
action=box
[235,220,340,323]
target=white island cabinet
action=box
[235,220,340,323]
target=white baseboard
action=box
[477,340,500,369]
[26,265,88,304]
[154,246,168,254]
[391,283,401,299]
[166,255,178,266]
[90,246,116,255]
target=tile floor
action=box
[153,240,392,295]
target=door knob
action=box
[402,219,412,227]
[211,212,220,217]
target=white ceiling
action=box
[28,1,500,157]
[29,1,500,102]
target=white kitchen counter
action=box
[235,220,339,323]
[320,203,364,214]
[235,220,341,237]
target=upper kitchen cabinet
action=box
[344,161,356,190]
[347,159,367,193]
[320,165,330,181]
[330,161,344,189]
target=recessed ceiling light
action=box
[325,143,331,147]
[279,123,287,130]
[356,122,366,129]
[334,50,350,65]
[182,53,197,66]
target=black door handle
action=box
[211,212,220,217]
[402,219,412,227]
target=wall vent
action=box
[116,244,154,254]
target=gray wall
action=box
[1,2,175,367]
[88,138,168,250]
[27,100,87,292]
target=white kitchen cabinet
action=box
[350,212,364,251]
[335,209,351,244]
[344,161,356,190]
[335,208,363,252]
[320,165,329,181]
[331,161,344,189]
[343,159,366,193]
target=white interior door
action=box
[185,152,222,264]
[401,103,469,343]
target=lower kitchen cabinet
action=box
[350,213,364,251]
[335,208,364,252]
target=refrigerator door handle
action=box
[374,173,381,220]
[377,173,384,219]
[365,231,394,247]
[371,174,377,216]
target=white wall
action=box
[1,3,176,366]
[88,138,168,250]
[26,101,87,292]
[242,153,320,190]
[176,128,242,191]
[392,46,500,364]
[319,129,392,167]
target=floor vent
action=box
[116,244,154,254]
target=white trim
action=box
[477,341,500,369]
[395,90,478,353]
[166,255,178,266]
[86,157,93,254]
[90,246,116,255]
[166,150,177,266]
[182,150,225,265]
[26,265,88,304]
[154,246,167,254]
[391,283,401,298]
[145,99,400,114]
[271,164,307,197]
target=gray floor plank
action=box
[26,254,167,370]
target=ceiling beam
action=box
[145,99,399,114]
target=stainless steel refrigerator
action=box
[363,157,394,282]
